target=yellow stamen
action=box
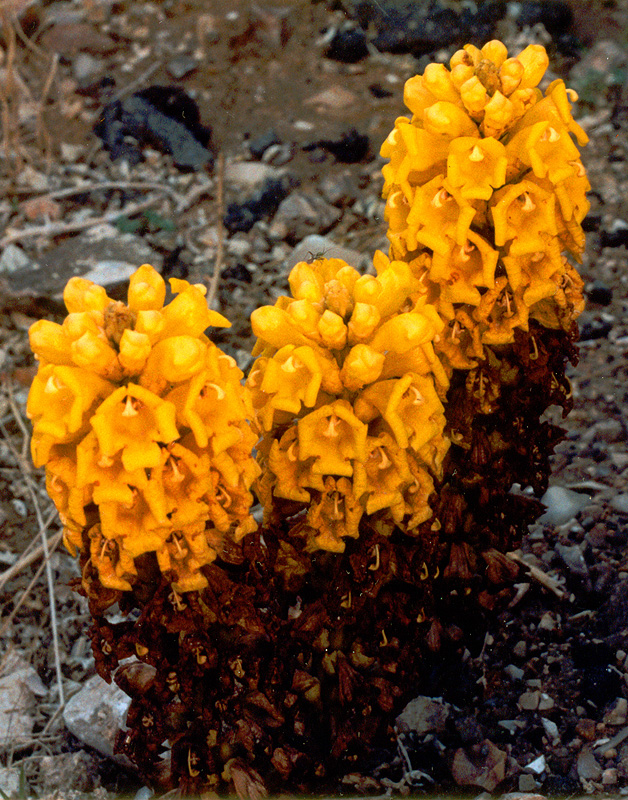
[44,375,64,393]
[247,369,261,388]
[203,383,226,400]
[188,750,200,778]
[216,486,232,508]
[431,188,450,208]
[569,160,586,177]
[529,335,539,361]
[380,628,388,647]
[340,591,352,609]
[469,144,484,161]
[331,493,343,520]
[377,448,391,470]
[368,543,380,571]
[520,192,536,212]
[547,126,560,143]
[281,356,298,373]
[420,562,429,580]
[286,440,298,462]
[459,241,475,262]
[169,457,184,483]
[322,415,340,438]
[122,396,139,417]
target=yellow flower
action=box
[446,136,507,200]
[298,400,368,477]
[27,365,114,467]
[405,175,477,254]
[491,180,557,254]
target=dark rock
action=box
[95,86,214,171]
[371,6,462,55]
[572,641,624,707]
[224,175,296,233]
[325,28,369,63]
[600,226,628,248]
[586,280,612,305]
[304,129,370,163]
[369,83,393,98]
[222,264,253,283]
[582,214,601,232]
[514,1,573,35]
[579,315,613,341]
[248,129,281,160]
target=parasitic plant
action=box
[28,40,588,798]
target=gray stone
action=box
[538,693,555,712]
[39,750,101,795]
[577,746,602,782]
[271,191,341,242]
[63,674,133,766]
[504,664,524,682]
[81,260,139,287]
[7,225,158,296]
[541,717,560,744]
[395,695,449,736]
[0,767,20,797]
[166,55,197,79]
[604,698,628,726]
[611,494,628,515]
[524,754,546,775]
[555,543,589,578]
[518,690,540,711]
[0,657,47,752]
[518,773,539,792]
[73,52,102,81]
[539,486,591,526]
[286,234,365,272]
[0,243,33,274]
[225,161,285,190]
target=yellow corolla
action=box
[29,263,260,594]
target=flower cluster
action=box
[380,40,588,371]
[248,257,450,552]
[27,265,259,593]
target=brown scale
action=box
[73,324,579,796]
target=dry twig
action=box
[1,380,65,706]
[0,193,169,248]
[205,151,225,308]
[506,550,567,599]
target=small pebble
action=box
[611,494,628,515]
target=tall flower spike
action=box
[380,39,587,370]
[29,263,260,594]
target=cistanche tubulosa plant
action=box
[27,39,588,797]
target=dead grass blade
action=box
[1,379,65,706]
[206,151,225,308]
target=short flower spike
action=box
[250,256,449,550]
[380,39,588,370]
[28,264,260,593]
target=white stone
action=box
[0,244,32,274]
[396,696,449,736]
[0,659,47,751]
[538,485,590,526]
[524,754,546,775]
[63,675,132,766]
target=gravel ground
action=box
[1,0,628,797]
